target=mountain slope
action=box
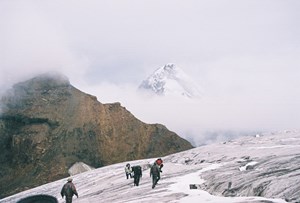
[2,130,299,203]
[138,64,202,98]
[0,73,193,198]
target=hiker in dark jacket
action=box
[150,162,161,189]
[61,177,78,203]
[131,165,142,186]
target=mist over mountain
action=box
[138,64,202,99]
[1,0,299,163]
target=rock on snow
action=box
[1,130,300,203]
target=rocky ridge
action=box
[0,73,193,198]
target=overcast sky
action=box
[1,0,300,145]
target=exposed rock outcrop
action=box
[0,73,193,198]
[68,162,94,176]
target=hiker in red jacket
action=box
[155,158,163,172]
[61,177,78,203]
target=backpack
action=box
[65,183,73,196]
[137,166,142,174]
[132,166,142,175]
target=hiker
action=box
[131,165,142,186]
[155,158,164,172]
[60,177,78,203]
[125,163,132,179]
[150,162,161,189]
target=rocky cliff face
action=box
[0,73,193,198]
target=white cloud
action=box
[1,0,300,145]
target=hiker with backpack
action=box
[61,177,78,203]
[125,163,133,179]
[131,165,142,186]
[150,161,161,189]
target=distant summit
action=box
[138,64,202,98]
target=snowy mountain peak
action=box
[138,64,202,99]
[161,63,176,74]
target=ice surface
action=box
[2,131,300,203]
